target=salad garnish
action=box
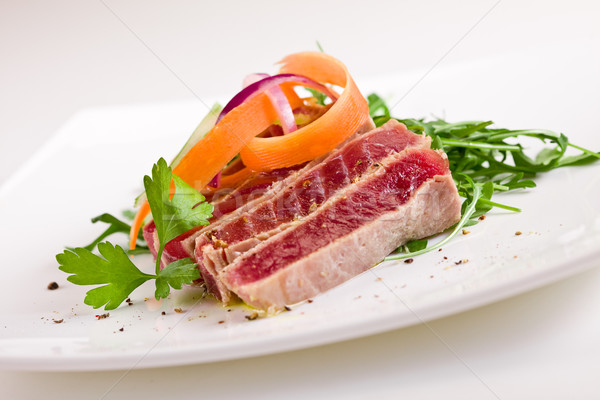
[368,93,600,259]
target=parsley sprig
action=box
[57,158,213,310]
[365,93,600,260]
[144,158,212,275]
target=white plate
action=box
[1,45,599,371]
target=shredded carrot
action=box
[279,82,304,109]
[129,52,370,248]
[129,201,150,250]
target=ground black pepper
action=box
[245,312,259,320]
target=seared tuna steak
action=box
[196,119,433,302]
[220,147,461,311]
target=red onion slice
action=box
[207,171,221,188]
[243,73,296,134]
[217,73,338,124]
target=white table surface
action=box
[2,1,599,398]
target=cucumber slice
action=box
[134,103,223,208]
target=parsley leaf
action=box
[155,258,201,299]
[144,158,213,274]
[58,158,213,310]
[57,242,154,310]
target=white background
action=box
[1,0,600,399]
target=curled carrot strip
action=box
[129,201,150,250]
[240,52,370,171]
[130,52,370,248]
[279,82,304,109]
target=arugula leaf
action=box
[368,93,600,260]
[386,175,483,260]
[367,93,390,120]
[372,110,599,208]
[396,239,428,254]
[57,242,154,310]
[155,258,201,299]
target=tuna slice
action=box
[196,119,433,302]
[220,147,462,312]
[143,117,376,270]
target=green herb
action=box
[306,42,329,106]
[316,41,325,53]
[367,93,390,120]
[68,213,148,254]
[58,242,155,310]
[400,239,429,253]
[155,258,201,299]
[365,93,600,260]
[144,158,212,274]
[57,158,213,310]
[386,175,483,260]
[121,209,137,220]
[306,88,327,106]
